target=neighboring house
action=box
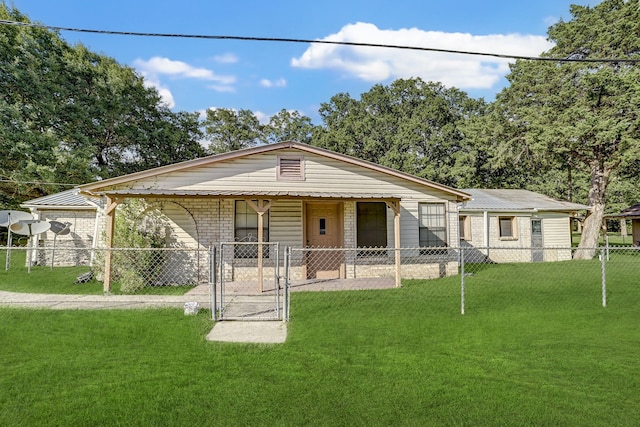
[20,189,103,267]
[611,204,640,246]
[76,141,471,289]
[459,189,589,263]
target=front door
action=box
[531,219,544,262]
[305,202,344,279]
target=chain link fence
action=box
[0,245,211,295]
[284,246,640,318]
[215,242,284,321]
[1,244,638,318]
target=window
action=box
[498,216,517,239]
[459,215,470,240]
[357,202,387,248]
[277,155,304,181]
[234,200,269,258]
[419,203,447,247]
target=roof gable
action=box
[79,141,470,201]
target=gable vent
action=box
[277,155,305,180]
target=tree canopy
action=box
[492,0,640,256]
[0,4,204,206]
[314,78,487,188]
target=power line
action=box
[1,19,639,64]
[0,179,78,187]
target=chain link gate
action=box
[212,242,285,321]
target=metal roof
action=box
[460,189,589,212]
[92,189,402,200]
[612,203,640,218]
[20,189,102,210]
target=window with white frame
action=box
[419,203,447,247]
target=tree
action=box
[314,78,486,187]
[0,4,89,205]
[493,0,640,258]
[0,4,205,206]
[202,108,263,154]
[60,44,205,178]
[264,109,316,144]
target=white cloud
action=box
[141,77,175,108]
[207,85,236,93]
[254,111,270,124]
[134,56,236,84]
[260,78,287,88]
[291,22,554,90]
[213,53,239,64]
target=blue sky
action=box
[8,0,601,123]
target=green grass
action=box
[0,249,194,295]
[572,232,636,246]
[1,259,639,426]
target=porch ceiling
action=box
[86,188,402,201]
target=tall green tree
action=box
[0,3,205,206]
[264,109,316,144]
[493,0,640,258]
[314,78,486,187]
[0,4,87,204]
[202,108,263,154]
[60,44,205,178]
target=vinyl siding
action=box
[110,148,461,249]
[541,214,572,247]
[270,200,303,248]
[123,149,456,202]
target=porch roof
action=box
[90,188,402,201]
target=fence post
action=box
[284,246,290,321]
[210,245,217,321]
[275,243,280,319]
[600,247,607,308]
[394,247,401,288]
[460,246,465,315]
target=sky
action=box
[7,0,602,123]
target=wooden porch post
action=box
[386,200,402,288]
[245,199,272,293]
[103,196,121,293]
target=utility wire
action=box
[1,19,639,64]
[0,179,78,187]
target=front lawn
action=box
[1,257,639,426]
[0,249,194,295]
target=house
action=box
[611,204,640,245]
[459,189,589,262]
[20,189,103,266]
[75,141,470,291]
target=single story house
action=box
[609,203,640,245]
[459,189,589,262]
[76,141,471,291]
[20,189,103,266]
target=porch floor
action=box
[216,277,397,295]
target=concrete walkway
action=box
[0,290,287,344]
[0,290,211,309]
